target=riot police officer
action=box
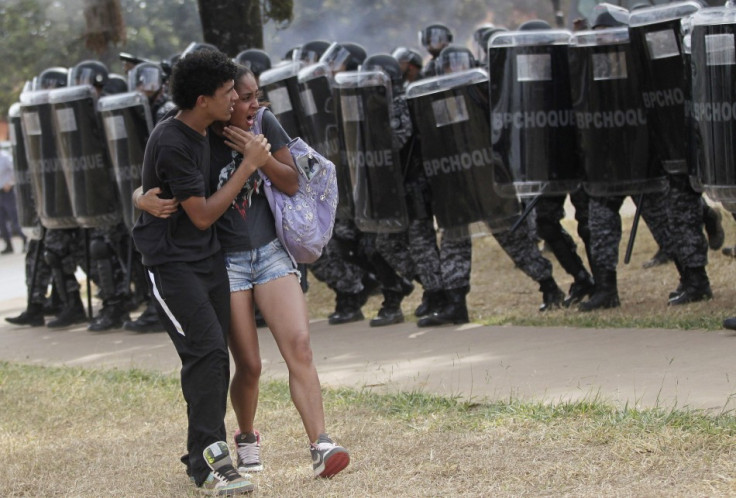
[63,59,132,330]
[234,48,272,81]
[391,46,424,85]
[419,23,454,78]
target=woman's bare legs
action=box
[228,288,261,435]
[255,274,326,442]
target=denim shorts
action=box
[224,239,300,292]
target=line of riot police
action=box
[9,1,736,330]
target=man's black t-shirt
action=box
[132,117,220,266]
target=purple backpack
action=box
[252,107,338,264]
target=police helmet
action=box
[319,42,367,72]
[590,3,631,29]
[419,23,454,52]
[234,49,272,78]
[473,23,495,47]
[69,60,109,88]
[363,53,403,87]
[391,46,424,69]
[473,26,508,61]
[128,62,164,94]
[296,40,331,64]
[436,45,476,75]
[518,19,552,31]
[102,73,128,95]
[36,67,68,90]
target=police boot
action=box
[668,266,712,306]
[328,292,364,325]
[669,260,686,299]
[370,278,414,327]
[370,291,405,327]
[563,270,595,308]
[47,291,88,328]
[703,205,725,250]
[88,301,130,332]
[578,270,620,312]
[414,289,447,318]
[538,277,565,312]
[417,286,469,327]
[5,302,45,327]
[123,300,165,333]
[723,316,736,331]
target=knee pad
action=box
[89,238,111,261]
[43,249,61,268]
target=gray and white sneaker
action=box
[310,434,350,478]
[201,441,256,495]
[234,430,264,473]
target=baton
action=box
[623,194,644,265]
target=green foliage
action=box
[0,0,201,120]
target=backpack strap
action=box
[251,106,267,136]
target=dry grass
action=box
[1,363,736,497]
[306,205,736,331]
[3,207,736,497]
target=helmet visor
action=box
[131,66,162,93]
[439,51,474,74]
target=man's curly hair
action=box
[170,50,238,110]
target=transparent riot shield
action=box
[569,27,668,196]
[406,68,520,230]
[629,1,701,175]
[690,7,736,204]
[19,89,77,229]
[97,91,153,231]
[8,103,38,230]
[259,61,306,140]
[298,62,353,219]
[49,85,121,228]
[489,29,581,198]
[335,70,409,233]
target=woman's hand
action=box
[224,126,271,169]
[136,187,179,218]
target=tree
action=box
[0,0,202,119]
[196,0,293,56]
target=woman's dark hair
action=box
[170,50,237,110]
[234,64,269,107]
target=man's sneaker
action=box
[201,441,255,495]
[310,434,350,478]
[234,430,264,473]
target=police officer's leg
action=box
[535,195,594,306]
[579,195,624,311]
[0,191,13,253]
[5,237,49,326]
[87,229,131,331]
[368,232,414,327]
[493,220,565,312]
[666,175,712,305]
[417,231,471,326]
[310,227,368,325]
[44,229,87,328]
[636,184,675,269]
[406,218,446,317]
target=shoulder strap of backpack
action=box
[251,106,267,136]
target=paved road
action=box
[2,241,735,412]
